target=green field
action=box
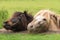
[0,33,60,40]
[0,0,60,40]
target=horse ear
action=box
[51,15,60,28]
[52,15,57,21]
[59,19,60,27]
[24,11,27,14]
[50,14,57,22]
[23,11,28,16]
[50,14,58,26]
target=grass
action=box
[0,33,60,40]
[0,10,8,28]
[0,0,60,40]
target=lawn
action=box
[0,0,60,40]
[0,33,60,40]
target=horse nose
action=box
[28,25,34,32]
[3,22,11,30]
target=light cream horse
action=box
[27,9,60,33]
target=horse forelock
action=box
[35,15,45,22]
[34,9,58,27]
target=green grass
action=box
[0,0,60,40]
[0,33,60,40]
[0,10,8,28]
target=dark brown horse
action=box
[3,11,33,32]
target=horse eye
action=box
[11,19,17,23]
[43,19,46,21]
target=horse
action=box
[3,11,33,32]
[27,9,60,33]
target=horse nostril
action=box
[30,25,33,28]
[3,22,8,26]
[4,21,8,24]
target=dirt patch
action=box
[0,28,12,33]
[0,28,60,34]
[0,28,28,34]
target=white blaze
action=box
[35,15,45,22]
